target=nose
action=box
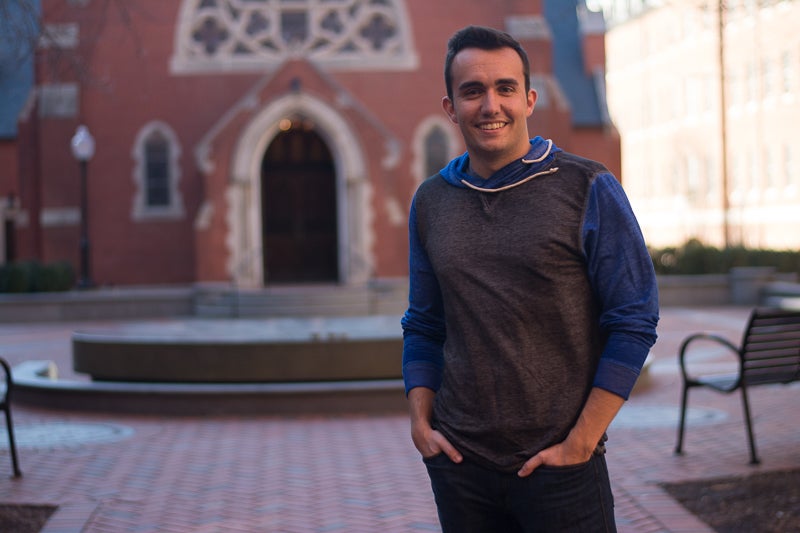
[481,90,501,115]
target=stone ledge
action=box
[0,286,194,322]
[11,361,407,416]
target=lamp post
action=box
[717,0,730,249]
[70,125,95,289]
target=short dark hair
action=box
[444,25,531,101]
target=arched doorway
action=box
[261,120,338,284]
[227,92,371,287]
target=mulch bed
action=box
[0,504,57,533]
[662,469,800,533]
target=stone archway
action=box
[228,93,371,287]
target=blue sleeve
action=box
[400,197,446,396]
[583,173,659,400]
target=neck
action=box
[468,138,533,178]
[470,150,528,179]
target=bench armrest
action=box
[678,333,742,385]
[0,358,12,403]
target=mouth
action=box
[478,121,507,131]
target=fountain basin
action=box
[72,315,403,383]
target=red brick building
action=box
[2,0,619,288]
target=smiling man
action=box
[401,26,659,532]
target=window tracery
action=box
[172,0,417,73]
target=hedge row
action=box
[0,261,75,293]
[650,239,800,276]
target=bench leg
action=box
[674,384,689,455]
[740,386,760,465]
[4,407,21,477]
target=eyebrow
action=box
[457,78,520,92]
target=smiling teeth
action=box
[481,123,505,130]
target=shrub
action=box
[0,260,75,293]
[649,240,800,276]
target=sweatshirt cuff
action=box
[592,359,642,400]
[402,360,443,396]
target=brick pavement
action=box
[0,306,797,532]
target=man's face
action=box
[443,47,536,177]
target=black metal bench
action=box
[0,357,21,477]
[675,307,800,464]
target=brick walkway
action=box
[0,306,798,532]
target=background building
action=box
[595,0,800,249]
[1,0,619,288]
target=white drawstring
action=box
[521,139,553,163]
[459,139,557,192]
[460,167,559,193]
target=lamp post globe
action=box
[70,125,95,289]
[70,125,95,162]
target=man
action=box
[401,25,659,532]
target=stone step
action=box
[193,281,408,318]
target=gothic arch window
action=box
[412,117,461,186]
[171,0,418,74]
[132,121,185,221]
[423,126,449,179]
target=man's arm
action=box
[583,172,659,399]
[401,197,447,394]
[517,387,622,476]
[402,197,458,461]
[408,386,462,462]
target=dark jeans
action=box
[424,452,616,533]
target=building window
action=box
[145,132,171,207]
[412,117,460,186]
[132,121,184,221]
[761,58,774,100]
[730,154,742,205]
[748,150,758,192]
[685,154,697,203]
[746,63,757,104]
[670,159,682,197]
[171,0,418,73]
[786,144,797,194]
[729,69,742,108]
[704,156,716,201]
[424,126,449,179]
[764,147,776,190]
[781,51,792,95]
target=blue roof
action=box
[0,0,40,139]
[544,0,606,127]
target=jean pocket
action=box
[535,458,593,474]
[422,452,446,464]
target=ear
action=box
[442,96,458,124]
[526,88,537,117]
